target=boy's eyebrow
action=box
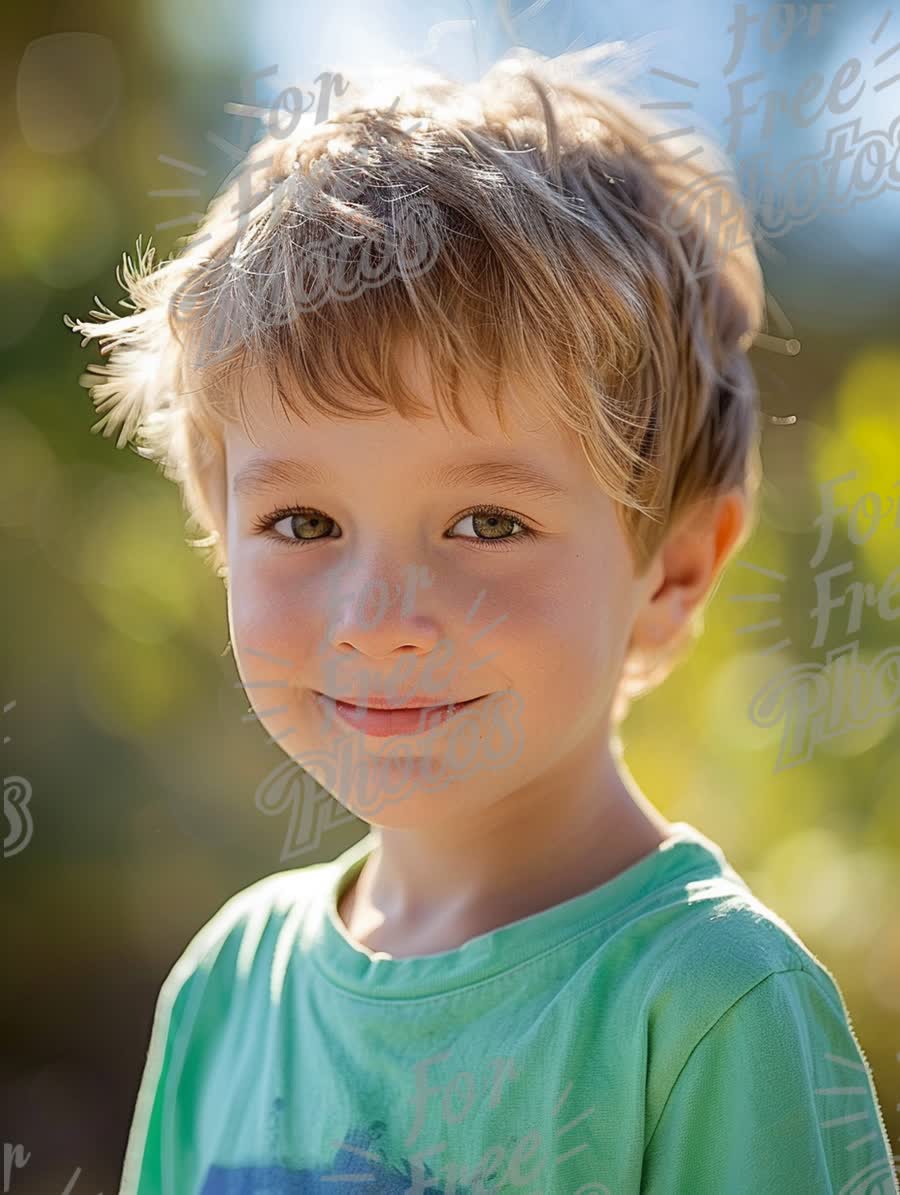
[232,456,570,502]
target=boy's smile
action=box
[313,690,492,738]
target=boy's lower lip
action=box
[313,693,486,737]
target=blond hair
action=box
[65,44,765,722]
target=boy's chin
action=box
[332,765,504,829]
[338,775,478,826]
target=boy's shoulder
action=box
[158,848,346,1002]
[576,825,864,1134]
[606,821,852,1027]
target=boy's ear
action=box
[628,488,749,654]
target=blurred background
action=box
[2,0,899,1189]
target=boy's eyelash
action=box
[250,503,539,550]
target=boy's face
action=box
[223,336,658,829]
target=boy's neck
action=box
[336,752,672,960]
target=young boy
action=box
[67,46,897,1195]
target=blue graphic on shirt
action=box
[200,1162,416,1193]
[199,1120,461,1194]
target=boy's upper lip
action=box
[317,693,483,710]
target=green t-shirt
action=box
[120,821,897,1194]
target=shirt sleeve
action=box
[640,967,898,1195]
[117,955,206,1195]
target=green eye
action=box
[252,507,340,544]
[284,512,337,540]
[448,506,538,548]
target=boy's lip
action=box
[314,692,483,711]
[313,691,490,739]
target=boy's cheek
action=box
[227,585,316,690]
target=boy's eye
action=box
[263,510,340,542]
[251,504,537,549]
[449,508,531,544]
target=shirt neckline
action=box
[309,821,736,1000]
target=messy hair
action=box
[66,44,765,723]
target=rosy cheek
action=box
[230,591,299,670]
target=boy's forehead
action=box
[223,338,581,473]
